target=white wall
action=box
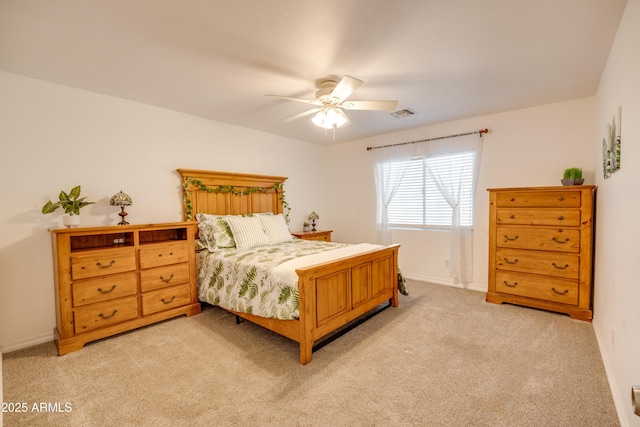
[0,71,327,351]
[594,1,640,426]
[325,96,596,290]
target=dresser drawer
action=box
[496,248,579,279]
[496,226,580,253]
[496,191,581,208]
[140,263,191,292]
[141,283,192,315]
[138,241,189,269]
[71,248,136,280]
[496,209,580,227]
[496,271,578,305]
[72,272,138,307]
[74,296,139,333]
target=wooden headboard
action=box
[177,169,288,221]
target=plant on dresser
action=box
[50,222,201,354]
[486,186,596,321]
[42,185,94,228]
[42,185,94,216]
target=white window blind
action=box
[386,152,475,228]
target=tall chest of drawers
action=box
[51,222,201,354]
[486,186,596,321]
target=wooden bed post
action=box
[391,246,399,307]
[298,274,316,365]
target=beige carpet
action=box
[3,280,619,426]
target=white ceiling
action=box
[0,0,627,145]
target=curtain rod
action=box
[366,128,488,151]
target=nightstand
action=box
[291,230,332,242]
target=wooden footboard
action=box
[296,243,399,364]
[234,244,400,364]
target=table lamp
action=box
[110,190,133,225]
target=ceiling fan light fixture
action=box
[311,106,348,129]
[269,75,396,135]
[311,110,329,128]
[332,109,349,128]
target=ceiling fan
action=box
[267,76,398,130]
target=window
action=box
[386,152,476,229]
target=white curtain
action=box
[416,133,483,284]
[373,144,416,245]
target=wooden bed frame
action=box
[177,169,399,364]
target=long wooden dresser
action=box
[50,222,201,354]
[486,186,596,321]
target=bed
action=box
[177,169,400,364]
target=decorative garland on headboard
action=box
[183,177,291,223]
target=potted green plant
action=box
[561,168,584,186]
[42,185,94,227]
[303,222,311,232]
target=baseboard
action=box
[593,323,628,427]
[1,332,54,354]
[402,273,487,293]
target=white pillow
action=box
[260,214,292,244]
[225,215,270,250]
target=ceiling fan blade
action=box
[329,75,363,102]
[266,94,322,106]
[280,107,322,123]
[340,100,398,111]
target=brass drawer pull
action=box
[161,296,176,304]
[160,274,174,283]
[509,215,515,219]
[504,235,519,241]
[510,197,515,202]
[99,310,118,320]
[558,196,565,201]
[503,280,518,288]
[97,285,116,294]
[551,287,569,295]
[552,237,570,244]
[157,252,174,258]
[558,215,564,220]
[96,260,116,269]
[503,257,519,265]
[552,262,570,270]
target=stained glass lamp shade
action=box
[110,191,133,225]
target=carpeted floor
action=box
[2,280,619,426]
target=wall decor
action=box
[603,106,621,178]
